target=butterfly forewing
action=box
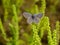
[34,13,43,19]
[23,12,32,18]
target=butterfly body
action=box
[32,15,35,19]
[23,12,43,24]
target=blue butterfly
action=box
[23,12,43,24]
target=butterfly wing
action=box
[33,13,43,24]
[34,13,43,19]
[23,12,32,18]
[33,17,39,24]
[27,17,33,24]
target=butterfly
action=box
[23,12,43,24]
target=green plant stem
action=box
[0,19,9,41]
[40,0,46,15]
[30,24,41,45]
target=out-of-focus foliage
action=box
[0,0,60,45]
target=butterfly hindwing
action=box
[27,17,33,24]
[33,17,40,24]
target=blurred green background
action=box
[0,0,60,45]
